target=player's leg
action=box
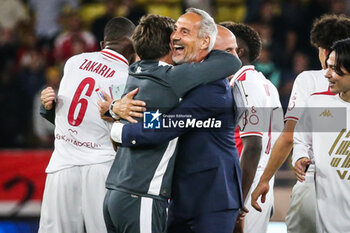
[315,202,324,233]
[105,190,168,233]
[103,190,117,233]
[151,197,168,233]
[82,161,112,233]
[167,211,193,233]
[190,209,239,233]
[244,173,274,233]
[285,166,316,233]
[38,167,84,233]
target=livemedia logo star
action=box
[143,110,162,129]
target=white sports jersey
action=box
[231,65,283,233]
[285,69,329,122]
[46,49,129,173]
[286,69,330,166]
[231,65,284,171]
[294,94,350,233]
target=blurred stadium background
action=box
[1,0,348,232]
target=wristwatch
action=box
[109,100,120,120]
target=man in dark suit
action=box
[110,9,244,233]
[104,12,241,233]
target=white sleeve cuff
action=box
[111,122,125,143]
[292,144,310,166]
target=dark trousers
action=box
[167,209,239,233]
[103,189,168,233]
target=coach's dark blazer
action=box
[120,78,244,218]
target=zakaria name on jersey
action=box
[78,49,128,79]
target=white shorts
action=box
[38,160,113,233]
[285,166,316,233]
[244,170,274,233]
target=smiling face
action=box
[325,51,350,100]
[171,12,209,64]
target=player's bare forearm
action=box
[240,136,262,201]
[233,218,244,233]
[259,120,296,183]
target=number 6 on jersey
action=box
[68,77,95,126]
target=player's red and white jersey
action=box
[294,94,350,232]
[285,69,329,121]
[231,65,284,171]
[46,49,129,173]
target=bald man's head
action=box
[213,25,238,57]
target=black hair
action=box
[104,17,135,41]
[328,38,350,75]
[220,22,262,62]
[310,14,350,50]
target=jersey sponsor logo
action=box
[248,106,259,125]
[68,129,78,135]
[329,129,350,180]
[241,106,259,130]
[55,131,101,149]
[143,110,162,129]
[320,109,334,118]
[79,59,116,78]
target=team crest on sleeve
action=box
[288,94,296,111]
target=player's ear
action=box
[100,41,105,50]
[200,36,210,50]
[237,47,244,58]
[324,49,330,58]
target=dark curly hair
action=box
[219,22,262,63]
[310,14,350,50]
[104,17,135,42]
[132,14,175,60]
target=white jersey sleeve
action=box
[288,70,329,165]
[293,103,313,166]
[285,69,328,121]
[46,49,129,173]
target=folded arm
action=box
[111,81,230,147]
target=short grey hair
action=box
[186,8,217,51]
